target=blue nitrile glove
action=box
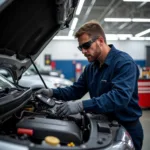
[56,101,83,117]
[36,88,53,97]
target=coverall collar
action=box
[92,44,117,68]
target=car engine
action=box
[16,94,82,145]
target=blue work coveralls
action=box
[53,45,143,150]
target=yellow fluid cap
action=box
[45,136,60,146]
[24,107,34,112]
[67,142,75,147]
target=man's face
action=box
[78,34,102,62]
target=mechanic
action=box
[37,20,143,150]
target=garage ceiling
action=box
[56,0,150,40]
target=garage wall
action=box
[36,40,149,80]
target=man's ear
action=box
[98,36,104,44]
[96,37,102,46]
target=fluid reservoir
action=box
[42,136,60,147]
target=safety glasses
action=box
[78,37,99,51]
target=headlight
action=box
[123,131,134,149]
[118,127,134,149]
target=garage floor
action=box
[140,110,150,150]
[81,93,150,150]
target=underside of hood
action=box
[0,0,78,81]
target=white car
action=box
[19,70,73,89]
[0,69,73,89]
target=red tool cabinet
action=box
[138,79,150,108]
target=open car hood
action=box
[0,0,78,81]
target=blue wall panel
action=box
[54,60,88,80]
[134,60,145,67]
[54,60,145,80]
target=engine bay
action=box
[0,87,131,150]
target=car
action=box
[20,69,73,88]
[19,73,73,88]
[29,64,65,78]
[0,69,73,88]
[0,0,134,150]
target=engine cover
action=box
[16,117,82,144]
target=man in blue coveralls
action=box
[37,20,143,150]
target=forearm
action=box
[52,68,88,101]
[52,84,87,101]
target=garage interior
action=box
[35,0,150,149]
[0,0,150,149]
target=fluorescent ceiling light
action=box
[106,34,118,40]
[71,18,78,30]
[130,37,145,40]
[53,35,150,41]
[106,34,133,40]
[117,34,133,40]
[68,30,74,36]
[104,18,132,22]
[135,28,150,37]
[53,36,75,40]
[132,18,150,22]
[76,0,85,15]
[145,37,150,40]
[105,18,150,22]
[123,0,150,2]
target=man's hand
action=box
[56,101,83,117]
[36,88,53,97]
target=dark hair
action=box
[75,20,106,43]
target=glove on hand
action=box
[36,88,53,97]
[56,101,83,117]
